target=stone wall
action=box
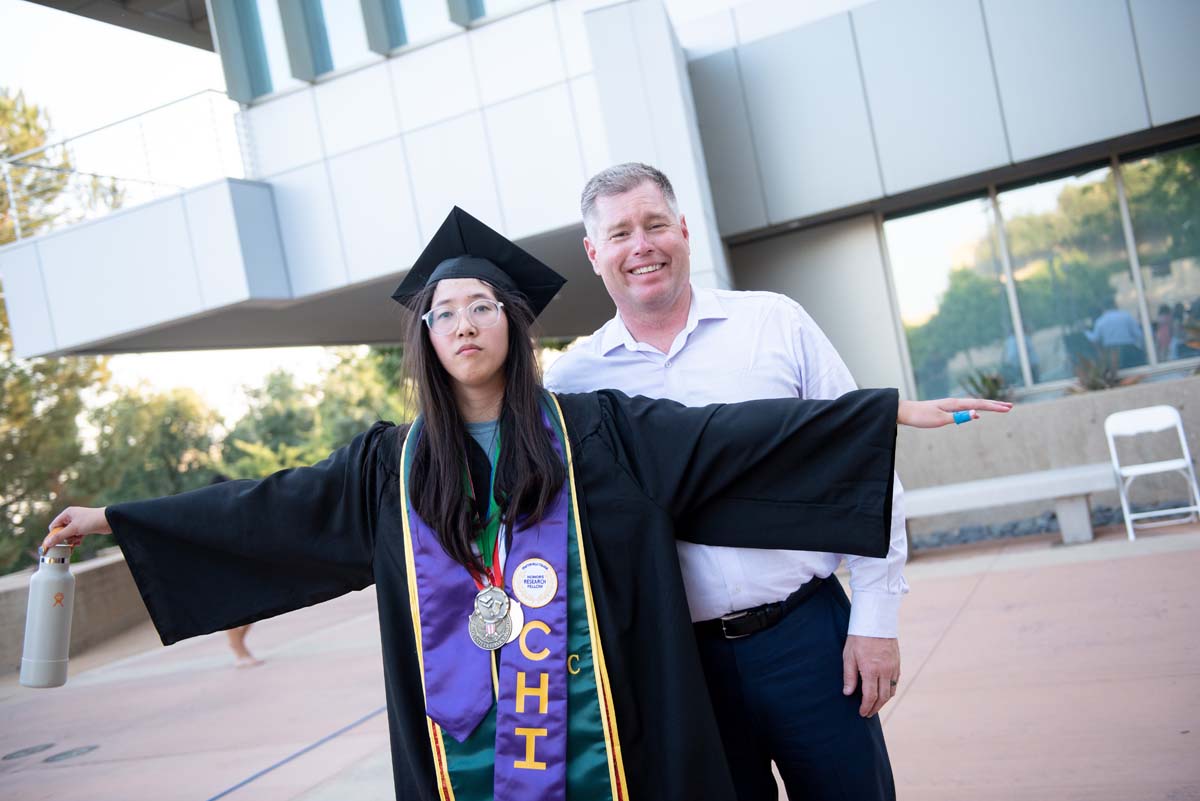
[897,376,1200,536]
[0,548,150,674]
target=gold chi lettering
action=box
[514,727,548,770]
[519,620,551,661]
[516,671,549,714]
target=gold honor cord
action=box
[399,428,457,801]
[548,394,629,800]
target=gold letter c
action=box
[519,620,551,662]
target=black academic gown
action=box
[108,388,897,801]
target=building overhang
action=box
[0,180,613,358]
[28,0,213,51]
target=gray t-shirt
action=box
[466,419,499,470]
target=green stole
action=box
[399,394,628,800]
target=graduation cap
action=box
[392,207,566,317]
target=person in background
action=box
[209,473,263,668]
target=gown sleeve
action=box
[106,421,399,645]
[597,388,898,558]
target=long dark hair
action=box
[402,281,566,575]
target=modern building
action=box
[2,0,1198,412]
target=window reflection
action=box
[1123,142,1200,362]
[884,198,1015,399]
[998,166,1146,382]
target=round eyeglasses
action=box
[422,299,506,336]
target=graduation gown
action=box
[108,388,898,800]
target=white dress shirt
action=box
[544,286,908,637]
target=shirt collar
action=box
[599,286,729,356]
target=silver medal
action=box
[468,585,512,651]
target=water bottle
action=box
[20,543,76,688]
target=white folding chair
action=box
[1104,405,1200,541]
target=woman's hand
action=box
[41,507,112,551]
[898,397,1013,429]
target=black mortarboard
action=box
[391,207,566,317]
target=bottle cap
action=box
[40,545,71,564]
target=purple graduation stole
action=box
[400,408,575,801]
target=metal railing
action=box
[1,90,244,243]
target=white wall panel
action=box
[569,75,610,180]
[469,4,565,105]
[688,50,767,235]
[328,138,423,283]
[486,84,585,239]
[1129,0,1200,126]
[555,0,610,78]
[229,180,291,300]
[243,90,324,177]
[733,0,874,46]
[38,198,203,349]
[314,61,401,156]
[182,181,246,307]
[405,112,505,238]
[738,14,882,222]
[585,0,731,288]
[731,215,907,392]
[270,163,348,296]
[389,36,481,133]
[585,2,657,164]
[0,243,56,357]
[675,9,737,59]
[183,180,291,306]
[854,0,1010,194]
[984,0,1149,162]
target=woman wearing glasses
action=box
[44,208,1009,801]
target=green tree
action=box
[1,90,117,571]
[220,369,325,478]
[0,293,109,570]
[220,350,416,479]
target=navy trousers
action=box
[694,577,896,801]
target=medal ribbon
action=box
[466,430,503,591]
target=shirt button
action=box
[665,360,672,368]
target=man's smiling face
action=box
[584,180,692,319]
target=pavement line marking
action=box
[203,705,387,801]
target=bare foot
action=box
[234,654,264,669]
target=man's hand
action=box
[843,635,900,718]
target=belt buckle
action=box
[718,610,753,640]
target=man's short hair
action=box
[580,163,678,236]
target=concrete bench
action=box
[904,462,1116,545]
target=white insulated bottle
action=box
[19,544,76,688]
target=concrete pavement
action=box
[2,523,1198,800]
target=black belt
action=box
[694,577,825,640]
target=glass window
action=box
[473,0,537,18]
[401,0,461,43]
[255,0,307,93]
[884,197,1016,399]
[1123,142,1200,362]
[998,166,1146,382]
[320,1,378,70]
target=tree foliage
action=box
[1,89,115,570]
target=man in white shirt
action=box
[544,163,907,800]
